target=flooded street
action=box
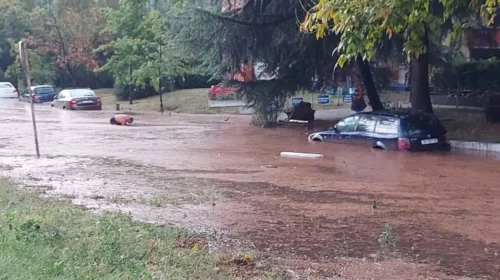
[1,99,500,279]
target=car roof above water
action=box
[356,110,429,119]
[31,85,54,89]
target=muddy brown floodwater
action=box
[1,99,500,279]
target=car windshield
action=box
[404,115,447,136]
[70,90,95,98]
[34,87,55,94]
[0,83,13,89]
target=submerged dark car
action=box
[308,111,451,151]
[19,85,57,103]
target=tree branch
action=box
[195,8,295,26]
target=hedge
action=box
[114,74,217,101]
[431,59,500,94]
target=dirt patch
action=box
[175,236,207,251]
[217,254,256,279]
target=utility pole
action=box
[159,38,164,115]
[19,40,40,158]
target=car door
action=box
[333,115,359,145]
[352,115,377,146]
[373,117,400,150]
[54,91,66,108]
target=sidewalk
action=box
[314,107,370,120]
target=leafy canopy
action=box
[301,0,500,67]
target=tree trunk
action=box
[410,29,433,114]
[71,76,77,88]
[128,65,133,105]
[66,65,77,88]
[159,41,164,114]
[356,57,384,111]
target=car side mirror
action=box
[54,96,58,100]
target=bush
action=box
[431,59,500,94]
[235,80,292,127]
[114,81,159,101]
[174,74,219,89]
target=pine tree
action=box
[173,0,384,126]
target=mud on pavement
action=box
[1,100,500,279]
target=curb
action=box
[450,140,500,153]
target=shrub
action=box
[234,80,291,127]
[114,81,159,101]
[174,74,219,89]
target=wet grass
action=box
[435,108,500,143]
[95,88,239,114]
[0,163,14,171]
[287,91,350,110]
[0,178,234,280]
[106,187,221,208]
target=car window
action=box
[355,116,377,133]
[34,87,55,95]
[70,90,95,98]
[336,116,359,133]
[403,115,446,136]
[375,117,399,135]
[0,83,13,89]
[58,92,66,99]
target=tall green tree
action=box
[5,39,57,87]
[0,0,29,79]
[98,0,153,104]
[99,0,187,106]
[134,10,186,112]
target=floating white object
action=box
[280,152,323,159]
[288,119,309,124]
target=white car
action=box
[0,82,18,98]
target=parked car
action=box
[19,85,57,103]
[308,110,451,151]
[51,89,102,110]
[0,82,18,98]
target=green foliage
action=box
[114,81,159,101]
[133,10,187,92]
[378,224,398,247]
[0,0,29,72]
[232,79,293,127]
[98,0,188,104]
[301,0,499,65]
[0,178,232,279]
[5,40,57,87]
[431,59,500,94]
[175,74,219,89]
[175,0,341,125]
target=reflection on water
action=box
[452,147,500,160]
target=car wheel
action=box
[62,106,66,110]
